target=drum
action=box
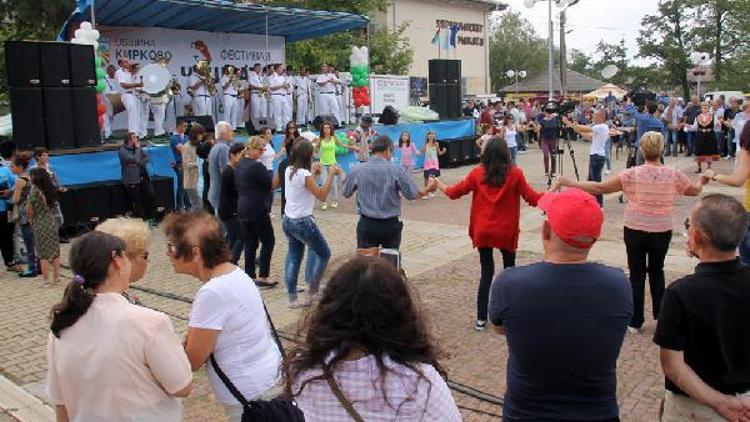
[137,63,171,97]
[106,93,125,115]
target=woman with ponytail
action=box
[46,231,192,421]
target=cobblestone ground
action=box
[0,140,743,421]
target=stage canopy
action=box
[59,0,369,42]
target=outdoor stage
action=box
[50,119,477,186]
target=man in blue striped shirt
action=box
[343,136,436,249]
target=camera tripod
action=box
[547,133,581,189]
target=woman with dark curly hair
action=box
[284,256,460,421]
[435,137,543,331]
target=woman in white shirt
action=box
[499,115,526,163]
[163,212,282,422]
[282,138,342,308]
[259,127,277,215]
[46,231,192,422]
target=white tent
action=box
[585,83,628,100]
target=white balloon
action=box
[74,29,84,39]
[92,41,99,50]
[506,70,515,78]
[88,29,100,41]
[71,38,84,44]
[80,21,92,30]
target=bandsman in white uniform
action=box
[268,64,291,132]
[263,65,274,124]
[333,66,348,125]
[189,65,212,117]
[294,66,313,126]
[235,77,248,129]
[103,65,118,139]
[315,63,340,119]
[220,65,239,131]
[248,63,268,128]
[284,66,294,126]
[115,57,144,136]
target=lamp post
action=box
[506,70,527,94]
[690,52,710,100]
[523,0,578,101]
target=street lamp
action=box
[690,52,710,100]
[523,0,579,101]
[506,70,527,94]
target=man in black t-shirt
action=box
[489,189,632,421]
[654,194,750,421]
[723,97,741,158]
[683,96,701,156]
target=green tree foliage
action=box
[568,49,593,77]
[369,23,414,75]
[488,11,549,93]
[689,0,750,83]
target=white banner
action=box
[370,75,410,113]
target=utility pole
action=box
[547,0,554,101]
[559,9,567,98]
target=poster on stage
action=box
[370,75,410,113]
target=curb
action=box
[0,375,54,422]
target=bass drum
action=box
[137,63,171,97]
[106,93,125,115]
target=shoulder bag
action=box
[326,374,365,422]
[209,302,305,422]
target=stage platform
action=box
[50,119,477,186]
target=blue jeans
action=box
[20,223,37,273]
[604,137,612,170]
[740,217,750,266]
[173,167,191,211]
[509,146,518,163]
[668,131,680,156]
[588,154,605,206]
[686,131,695,155]
[222,217,244,264]
[282,215,331,301]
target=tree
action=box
[637,0,695,99]
[689,0,750,83]
[488,11,549,93]
[369,23,414,75]
[568,48,593,77]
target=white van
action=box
[703,91,744,102]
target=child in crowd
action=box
[28,168,60,283]
[421,130,447,199]
[398,131,420,173]
[476,125,499,155]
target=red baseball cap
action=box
[538,188,603,249]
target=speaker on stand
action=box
[428,59,462,120]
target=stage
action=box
[50,118,477,186]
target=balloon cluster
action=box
[72,21,107,128]
[350,46,370,108]
[335,132,350,155]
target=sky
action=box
[493,0,661,63]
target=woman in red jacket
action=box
[436,137,543,331]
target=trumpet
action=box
[195,60,217,96]
[227,66,242,92]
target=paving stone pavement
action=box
[0,142,744,421]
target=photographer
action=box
[531,104,562,177]
[624,98,665,165]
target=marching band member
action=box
[248,63,268,128]
[220,66,239,131]
[263,65,274,125]
[333,66,348,125]
[268,64,291,132]
[103,65,118,140]
[295,67,312,127]
[115,58,143,136]
[284,66,294,127]
[189,65,212,117]
[132,63,151,138]
[235,76,248,130]
[315,63,340,119]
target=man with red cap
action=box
[488,188,633,421]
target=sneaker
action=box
[474,320,487,331]
[421,195,429,200]
[330,201,339,209]
[289,297,311,309]
[19,270,38,278]
[320,203,328,211]
[429,192,436,198]
[604,169,611,175]
[627,326,641,334]
[254,280,278,289]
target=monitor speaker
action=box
[378,106,399,125]
[69,44,97,87]
[57,190,77,228]
[4,41,41,88]
[73,183,111,223]
[107,183,132,217]
[152,176,175,212]
[9,87,46,151]
[44,87,76,150]
[71,87,101,148]
[39,42,71,87]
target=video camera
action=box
[626,88,656,109]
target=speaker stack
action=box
[428,59,462,120]
[5,40,100,151]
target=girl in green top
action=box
[314,121,358,210]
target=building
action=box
[499,68,608,101]
[372,0,507,96]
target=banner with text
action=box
[99,26,285,82]
[370,75,410,113]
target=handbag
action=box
[209,302,305,422]
[326,374,365,422]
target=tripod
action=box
[547,132,581,189]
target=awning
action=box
[59,0,369,42]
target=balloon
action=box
[91,41,99,50]
[97,102,106,115]
[96,79,106,93]
[96,93,102,101]
[74,29,84,39]
[94,55,102,66]
[95,67,106,78]
[80,21,92,30]
[71,38,84,44]
[98,115,105,128]
[88,29,100,41]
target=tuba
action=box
[227,65,241,91]
[195,60,217,96]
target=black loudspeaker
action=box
[460,137,474,163]
[44,87,76,150]
[69,44,96,87]
[313,114,340,130]
[428,59,461,84]
[151,176,175,212]
[58,190,77,229]
[5,41,42,87]
[9,87,46,150]
[73,183,111,222]
[429,84,461,120]
[439,140,463,168]
[177,115,215,134]
[378,106,399,125]
[71,87,101,148]
[107,183,131,217]
[39,42,71,87]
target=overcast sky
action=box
[493,0,660,62]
